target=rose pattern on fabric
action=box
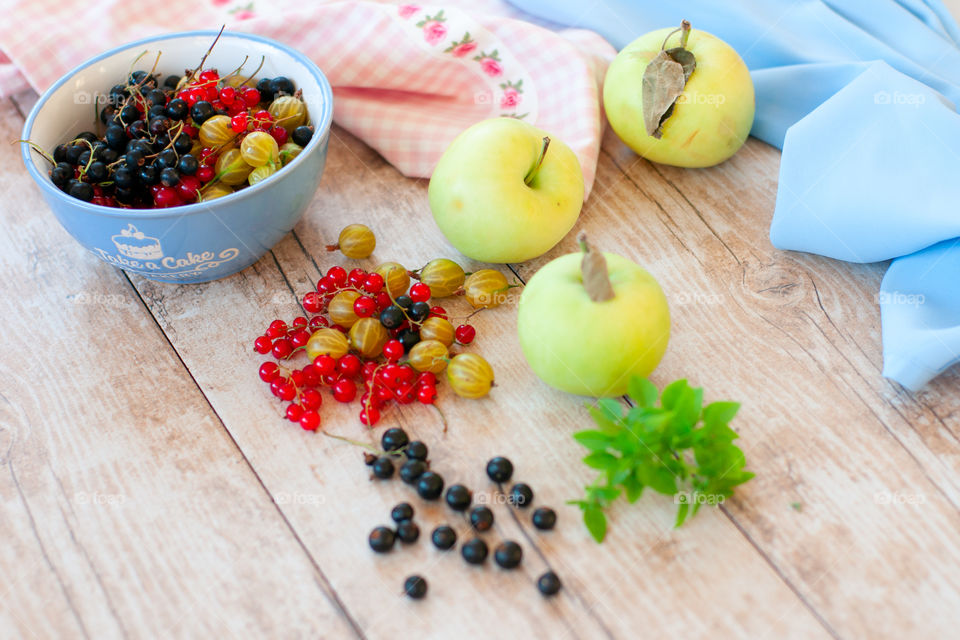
[499,79,522,108]
[417,11,448,46]
[398,4,421,19]
[474,50,503,77]
[445,32,478,57]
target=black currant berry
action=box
[486,457,514,483]
[256,77,276,103]
[509,483,534,508]
[396,520,420,543]
[178,154,199,175]
[53,144,69,163]
[270,76,295,96]
[104,125,127,150]
[156,148,179,168]
[444,485,472,511]
[190,101,215,124]
[173,133,193,155]
[379,305,405,329]
[538,571,562,596]
[431,525,457,550]
[494,541,523,569]
[50,163,73,188]
[469,506,494,532]
[292,125,313,147]
[416,471,444,500]
[163,74,181,90]
[381,427,409,452]
[166,98,188,121]
[391,502,414,523]
[405,441,428,461]
[160,167,180,187]
[68,181,93,201]
[532,507,557,530]
[400,459,427,484]
[368,526,395,553]
[147,104,167,120]
[403,575,427,599]
[461,538,488,565]
[409,301,430,322]
[397,329,420,352]
[395,295,413,309]
[137,165,158,185]
[127,119,147,139]
[119,104,139,124]
[86,161,108,183]
[372,457,395,479]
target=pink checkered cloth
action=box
[0,0,614,196]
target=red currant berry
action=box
[361,361,379,379]
[418,385,437,404]
[417,372,437,387]
[326,266,348,287]
[289,369,305,387]
[382,364,404,388]
[269,126,288,145]
[397,365,417,385]
[409,282,431,302]
[317,276,336,293]
[196,166,215,182]
[270,378,286,397]
[363,273,384,293]
[254,109,273,125]
[321,372,339,386]
[290,329,311,349]
[348,268,367,288]
[308,316,329,331]
[455,324,476,345]
[383,339,404,362]
[375,385,394,405]
[302,291,323,314]
[292,316,308,328]
[278,383,297,401]
[359,406,381,426]
[360,392,385,410]
[154,186,180,208]
[333,378,357,403]
[254,335,272,354]
[338,354,362,378]
[176,175,201,203]
[259,361,280,382]
[198,69,219,83]
[395,384,416,405]
[272,338,294,359]
[182,124,198,138]
[429,306,447,319]
[353,296,376,318]
[375,292,392,310]
[314,354,337,376]
[330,324,347,333]
[286,403,304,422]
[301,364,321,387]
[230,112,248,133]
[300,388,322,411]
[300,410,321,431]
[240,87,261,107]
[219,85,236,106]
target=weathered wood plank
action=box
[0,96,358,639]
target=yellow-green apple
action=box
[517,234,670,397]
[428,118,584,263]
[604,21,754,167]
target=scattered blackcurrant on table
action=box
[396,520,420,543]
[469,506,494,532]
[537,571,562,596]
[486,457,514,483]
[416,471,444,500]
[532,507,557,530]
[444,484,472,511]
[405,441,429,461]
[381,427,409,452]
[369,526,395,553]
[403,575,428,599]
[391,502,414,523]
[509,483,534,508]
[400,459,427,485]
[494,541,523,569]
[431,525,457,550]
[372,457,395,479]
[461,538,489,565]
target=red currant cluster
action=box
[254,262,485,431]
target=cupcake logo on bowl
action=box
[112,224,163,260]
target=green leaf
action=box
[674,500,690,527]
[583,452,618,471]
[586,398,625,435]
[623,472,644,503]
[583,505,607,543]
[573,430,612,452]
[703,401,740,426]
[628,377,659,408]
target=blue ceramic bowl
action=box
[21,30,333,283]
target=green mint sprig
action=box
[569,377,753,542]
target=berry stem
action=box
[524,136,550,186]
[577,232,615,303]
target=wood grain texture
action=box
[0,95,357,639]
[7,7,960,635]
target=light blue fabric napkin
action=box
[508,0,960,389]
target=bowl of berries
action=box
[20,30,334,283]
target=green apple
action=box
[604,22,754,167]
[517,235,670,397]
[428,118,584,263]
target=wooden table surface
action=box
[5,29,960,638]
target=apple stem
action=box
[524,136,551,186]
[661,20,692,51]
[578,232,615,303]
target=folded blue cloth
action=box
[509,0,960,389]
